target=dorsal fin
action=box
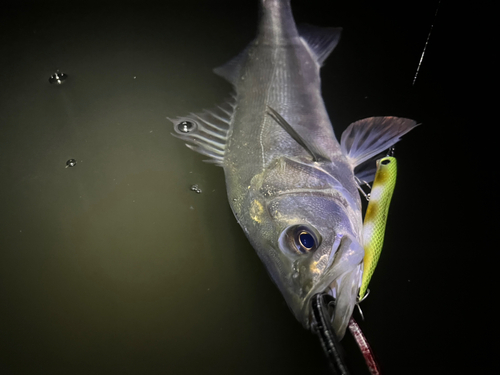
[298,24,342,66]
[169,95,236,166]
[213,45,250,85]
[267,106,328,162]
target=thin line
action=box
[260,46,279,171]
[413,0,441,86]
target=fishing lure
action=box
[359,156,397,300]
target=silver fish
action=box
[171,0,417,338]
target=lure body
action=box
[359,156,398,300]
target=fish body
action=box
[172,0,417,338]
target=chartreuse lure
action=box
[359,156,397,300]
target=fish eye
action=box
[298,231,315,251]
[279,225,321,255]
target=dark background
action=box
[0,1,483,374]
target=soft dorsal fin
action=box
[341,116,419,180]
[213,45,250,85]
[169,95,236,166]
[267,106,327,162]
[298,24,342,66]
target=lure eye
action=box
[279,225,321,255]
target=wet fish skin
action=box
[223,0,362,336]
[171,0,417,338]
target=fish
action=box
[171,0,417,339]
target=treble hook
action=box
[355,176,372,201]
[355,288,371,321]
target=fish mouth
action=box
[299,234,363,338]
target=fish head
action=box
[244,157,364,338]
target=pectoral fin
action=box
[267,106,329,162]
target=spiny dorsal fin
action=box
[267,106,327,162]
[298,24,342,66]
[169,95,236,166]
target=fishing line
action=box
[412,0,441,86]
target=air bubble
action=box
[177,121,195,133]
[66,159,76,168]
[190,184,202,194]
[49,70,68,85]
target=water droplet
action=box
[177,121,196,133]
[190,184,202,194]
[49,70,68,85]
[65,159,77,168]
